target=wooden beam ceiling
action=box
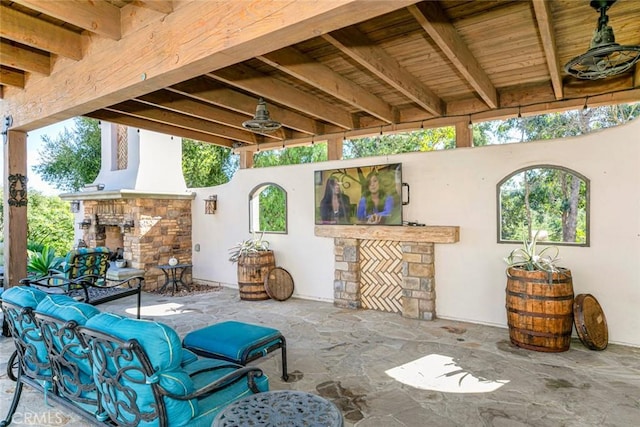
[408,1,498,109]
[322,27,445,116]
[0,0,638,151]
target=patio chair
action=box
[78,312,269,427]
[20,246,144,319]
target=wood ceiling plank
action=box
[136,0,173,15]
[210,64,354,129]
[0,40,50,75]
[13,0,122,40]
[531,0,563,100]
[169,76,320,135]
[0,67,25,88]
[136,90,281,140]
[323,26,444,116]
[86,109,233,147]
[107,100,263,145]
[259,47,396,123]
[407,1,498,109]
[0,4,83,60]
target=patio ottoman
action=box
[183,320,289,381]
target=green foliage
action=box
[505,231,561,273]
[343,127,455,159]
[258,186,286,232]
[182,139,238,187]
[27,246,63,278]
[32,117,101,192]
[0,189,75,255]
[254,144,327,167]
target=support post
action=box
[327,138,343,161]
[2,117,28,288]
[455,120,473,148]
[239,150,254,169]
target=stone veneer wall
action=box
[82,198,192,290]
[334,238,436,320]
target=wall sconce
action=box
[204,195,218,214]
[79,219,92,230]
[122,219,135,233]
[70,200,80,213]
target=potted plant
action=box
[228,232,275,301]
[504,232,574,352]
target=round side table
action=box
[213,390,343,427]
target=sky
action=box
[1,118,75,196]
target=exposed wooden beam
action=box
[408,2,498,109]
[258,47,396,123]
[136,0,174,15]
[210,64,355,129]
[136,90,282,140]
[531,0,563,99]
[169,77,321,135]
[3,0,419,131]
[0,4,83,60]
[0,67,25,88]
[323,27,444,116]
[0,40,50,75]
[107,100,261,145]
[455,120,472,148]
[13,0,121,40]
[86,109,233,147]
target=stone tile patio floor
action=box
[1,286,639,427]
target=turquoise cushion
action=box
[35,294,100,411]
[1,286,50,377]
[85,312,197,427]
[183,321,282,362]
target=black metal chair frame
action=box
[76,325,265,427]
[0,301,103,427]
[20,274,144,319]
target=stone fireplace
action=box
[77,195,194,289]
[315,225,459,320]
[60,122,195,290]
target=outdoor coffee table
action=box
[213,390,343,426]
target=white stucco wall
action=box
[191,119,640,347]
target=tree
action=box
[181,139,237,187]
[254,144,327,167]
[0,189,74,255]
[344,127,455,158]
[33,117,101,192]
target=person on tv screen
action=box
[319,178,352,224]
[357,172,394,224]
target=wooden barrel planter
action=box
[237,250,275,301]
[505,267,574,352]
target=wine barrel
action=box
[505,267,574,352]
[237,251,275,301]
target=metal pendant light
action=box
[564,0,640,80]
[242,98,282,133]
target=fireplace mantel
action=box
[314,225,459,243]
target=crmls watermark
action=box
[10,411,67,425]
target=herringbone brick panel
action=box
[360,240,402,313]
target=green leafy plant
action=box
[27,246,63,278]
[504,231,561,273]
[228,232,270,263]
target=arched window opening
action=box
[249,183,287,234]
[497,165,589,246]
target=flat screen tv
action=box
[314,163,403,225]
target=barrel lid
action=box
[573,294,608,350]
[264,267,294,301]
